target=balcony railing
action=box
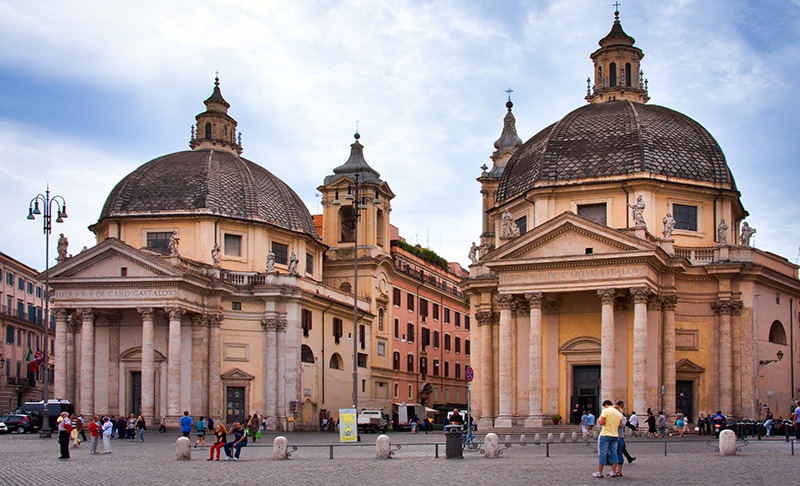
[6,376,35,387]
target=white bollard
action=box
[571,432,578,442]
[504,434,512,445]
[559,432,566,443]
[484,433,499,458]
[273,436,289,460]
[176,437,191,460]
[520,433,527,446]
[376,435,391,459]
[534,433,541,445]
[719,429,737,456]
[547,433,554,443]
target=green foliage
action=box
[551,414,562,421]
[393,240,450,271]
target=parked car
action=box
[0,414,40,434]
[0,421,7,434]
[14,399,73,432]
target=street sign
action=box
[466,366,474,382]
[763,403,769,409]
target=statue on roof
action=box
[500,208,520,239]
[168,230,180,256]
[468,242,479,264]
[662,213,675,240]
[717,219,729,245]
[211,243,221,266]
[740,221,756,247]
[288,252,299,275]
[267,250,276,274]
[56,233,69,262]
[628,195,646,228]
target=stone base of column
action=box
[477,417,494,430]
[524,416,544,428]
[166,415,184,429]
[494,416,513,428]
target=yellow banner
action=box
[339,408,358,443]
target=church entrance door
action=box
[573,365,600,418]
[226,386,245,425]
[676,381,693,423]
[130,371,142,417]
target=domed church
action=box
[463,12,800,429]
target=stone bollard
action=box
[719,429,737,456]
[484,433,500,458]
[520,433,527,446]
[547,433,554,443]
[504,434,512,445]
[571,432,578,442]
[534,433,541,445]
[559,432,566,443]
[176,437,191,460]
[273,436,289,460]
[376,435,391,459]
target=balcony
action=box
[7,376,35,387]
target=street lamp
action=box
[27,185,68,439]
[759,349,784,366]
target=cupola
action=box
[189,76,243,155]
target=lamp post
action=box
[27,185,68,439]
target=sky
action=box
[1,0,799,272]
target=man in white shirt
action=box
[628,411,639,437]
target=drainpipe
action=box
[713,192,721,243]
[792,298,795,401]
[321,302,333,405]
[415,278,424,406]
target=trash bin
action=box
[445,425,463,459]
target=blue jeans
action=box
[615,437,625,464]
[224,440,246,458]
[138,428,144,441]
[598,436,619,465]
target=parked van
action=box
[15,399,74,431]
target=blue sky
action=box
[1,0,799,271]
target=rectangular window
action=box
[393,288,401,306]
[333,318,343,344]
[433,331,440,349]
[306,253,314,275]
[515,216,528,234]
[433,360,440,376]
[407,354,414,373]
[577,203,607,225]
[17,328,21,346]
[406,323,414,343]
[377,341,386,356]
[394,318,399,339]
[146,232,172,253]
[465,315,470,330]
[407,293,414,312]
[271,242,289,265]
[455,363,461,379]
[18,277,24,291]
[359,324,366,350]
[444,361,449,378]
[465,339,471,356]
[420,357,427,377]
[393,352,400,370]
[444,308,451,324]
[455,337,461,354]
[27,304,36,323]
[673,204,698,231]
[394,383,399,398]
[6,272,13,286]
[231,302,242,311]
[357,353,368,368]
[224,233,242,257]
[433,303,439,321]
[36,286,41,298]
[301,309,312,337]
[420,299,428,319]
[444,334,451,351]
[455,312,461,328]
[26,282,33,294]
[421,327,430,349]
[408,385,413,399]
[5,325,13,344]
[120,267,128,277]
[17,301,24,319]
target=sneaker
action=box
[224,457,232,461]
[593,472,603,478]
[629,457,636,464]
[233,457,239,461]
[608,472,618,478]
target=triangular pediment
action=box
[675,358,705,373]
[45,238,183,280]
[487,212,657,263]
[221,368,255,381]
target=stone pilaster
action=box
[66,317,76,402]
[138,308,155,421]
[262,317,278,427]
[512,301,526,417]
[495,295,514,428]
[276,318,288,427]
[525,292,544,427]
[631,287,649,420]
[107,313,122,415]
[191,314,209,417]
[661,295,678,417]
[53,308,69,399]
[476,311,495,428]
[77,308,96,416]
[712,300,742,415]
[166,306,184,420]
[206,314,223,421]
[598,289,616,401]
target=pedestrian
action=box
[207,416,214,434]
[57,412,73,459]
[410,414,420,434]
[628,410,639,437]
[70,413,81,447]
[87,415,100,453]
[137,415,147,441]
[764,408,774,437]
[195,416,207,448]
[249,413,259,442]
[208,423,227,460]
[593,400,623,478]
[109,414,117,439]
[792,401,800,440]
[101,416,113,454]
[78,414,87,442]
[676,409,686,437]
[646,409,657,438]
[159,415,167,433]
[127,414,137,440]
[586,410,596,436]
[657,410,667,437]
[262,416,268,433]
[117,415,127,439]
[698,413,707,435]
[581,410,590,436]
[615,401,636,468]
[322,416,328,431]
[224,421,247,461]
[180,411,193,438]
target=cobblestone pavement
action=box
[0,431,796,486]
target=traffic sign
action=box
[466,366,474,382]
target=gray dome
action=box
[100,149,318,238]
[496,100,735,202]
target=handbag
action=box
[256,430,262,439]
[246,428,251,437]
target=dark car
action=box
[0,414,40,434]
[14,400,74,432]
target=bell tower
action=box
[585,10,650,104]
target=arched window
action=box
[609,62,617,87]
[769,320,787,345]
[378,309,384,332]
[407,354,414,372]
[301,344,315,363]
[598,66,603,86]
[204,122,212,139]
[625,62,632,86]
[329,353,343,370]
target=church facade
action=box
[463,14,800,429]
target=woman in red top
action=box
[87,416,100,454]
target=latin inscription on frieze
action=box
[499,265,646,285]
[54,288,176,299]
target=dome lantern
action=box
[189,75,244,155]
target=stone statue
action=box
[288,252,299,275]
[740,221,756,247]
[479,240,494,257]
[468,242,479,264]
[56,233,68,261]
[628,195,646,228]
[168,230,180,255]
[267,251,276,274]
[500,208,520,239]
[211,243,221,266]
[662,213,676,239]
[717,219,729,245]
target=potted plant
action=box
[551,414,562,425]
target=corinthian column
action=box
[631,287,650,418]
[276,319,288,427]
[495,295,514,428]
[166,307,184,419]
[191,314,209,416]
[138,308,155,421]
[53,308,69,399]
[66,318,76,402]
[598,289,616,401]
[262,318,278,426]
[477,311,495,428]
[77,308,96,416]
[525,292,544,427]
[661,295,678,417]
[207,314,223,420]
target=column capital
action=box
[711,300,743,315]
[496,294,515,310]
[53,308,70,320]
[514,300,529,317]
[205,313,223,327]
[261,318,280,331]
[137,307,155,321]
[525,292,545,308]
[166,307,185,321]
[77,308,96,322]
[660,294,678,310]
[630,287,650,304]
[597,288,617,305]
[276,319,287,332]
[475,311,496,326]
[190,313,206,326]
[543,299,562,315]
[107,313,123,326]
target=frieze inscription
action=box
[55,288,176,299]
[499,265,646,285]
